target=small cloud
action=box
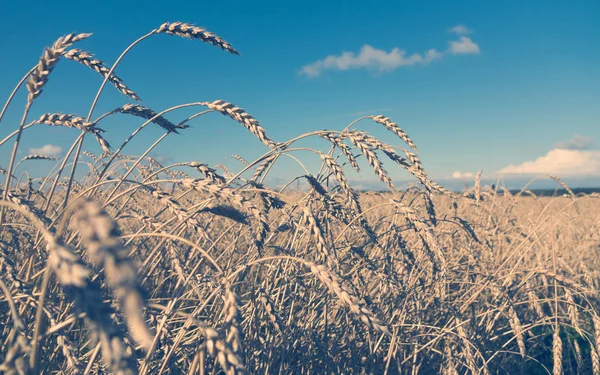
[554,133,594,150]
[299,44,443,77]
[448,36,480,55]
[498,149,600,176]
[300,27,479,77]
[29,144,63,157]
[149,153,174,165]
[449,24,473,35]
[452,171,475,179]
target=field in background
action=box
[1,23,600,375]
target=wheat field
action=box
[1,22,599,375]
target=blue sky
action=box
[1,0,599,190]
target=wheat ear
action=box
[27,33,92,102]
[72,199,154,350]
[64,49,140,100]
[201,100,276,148]
[157,22,239,55]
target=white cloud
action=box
[449,24,472,35]
[28,144,63,157]
[299,45,443,77]
[498,149,600,176]
[448,36,480,55]
[300,27,479,77]
[554,133,594,150]
[452,171,475,179]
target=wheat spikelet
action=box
[33,113,111,152]
[423,191,438,226]
[56,334,83,374]
[535,270,596,296]
[27,33,92,102]
[202,100,276,148]
[257,288,283,333]
[204,328,246,374]
[355,130,445,199]
[203,204,248,224]
[320,133,360,172]
[370,115,418,151]
[63,49,140,100]
[564,289,581,336]
[216,164,234,179]
[157,22,239,55]
[550,175,575,199]
[359,132,411,168]
[455,319,478,374]
[58,177,83,192]
[47,242,137,374]
[474,170,482,202]
[393,149,446,196]
[135,213,188,283]
[303,260,390,336]
[222,280,245,364]
[188,161,226,183]
[302,207,337,267]
[390,199,447,278]
[319,153,362,213]
[304,174,329,197]
[114,104,187,133]
[346,131,394,189]
[2,189,52,227]
[589,315,600,375]
[232,154,249,166]
[443,342,459,375]
[252,154,277,181]
[402,150,423,172]
[248,181,285,211]
[83,151,100,162]
[72,199,153,351]
[508,305,526,359]
[553,327,563,375]
[526,280,545,318]
[592,314,600,359]
[34,113,101,132]
[573,338,583,370]
[146,156,190,179]
[304,175,361,232]
[428,179,455,197]
[592,346,600,375]
[180,178,269,250]
[0,246,33,298]
[580,262,595,288]
[149,188,209,238]
[515,188,540,203]
[0,335,30,375]
[19,154,59,162]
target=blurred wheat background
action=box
[1,21,599,375]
